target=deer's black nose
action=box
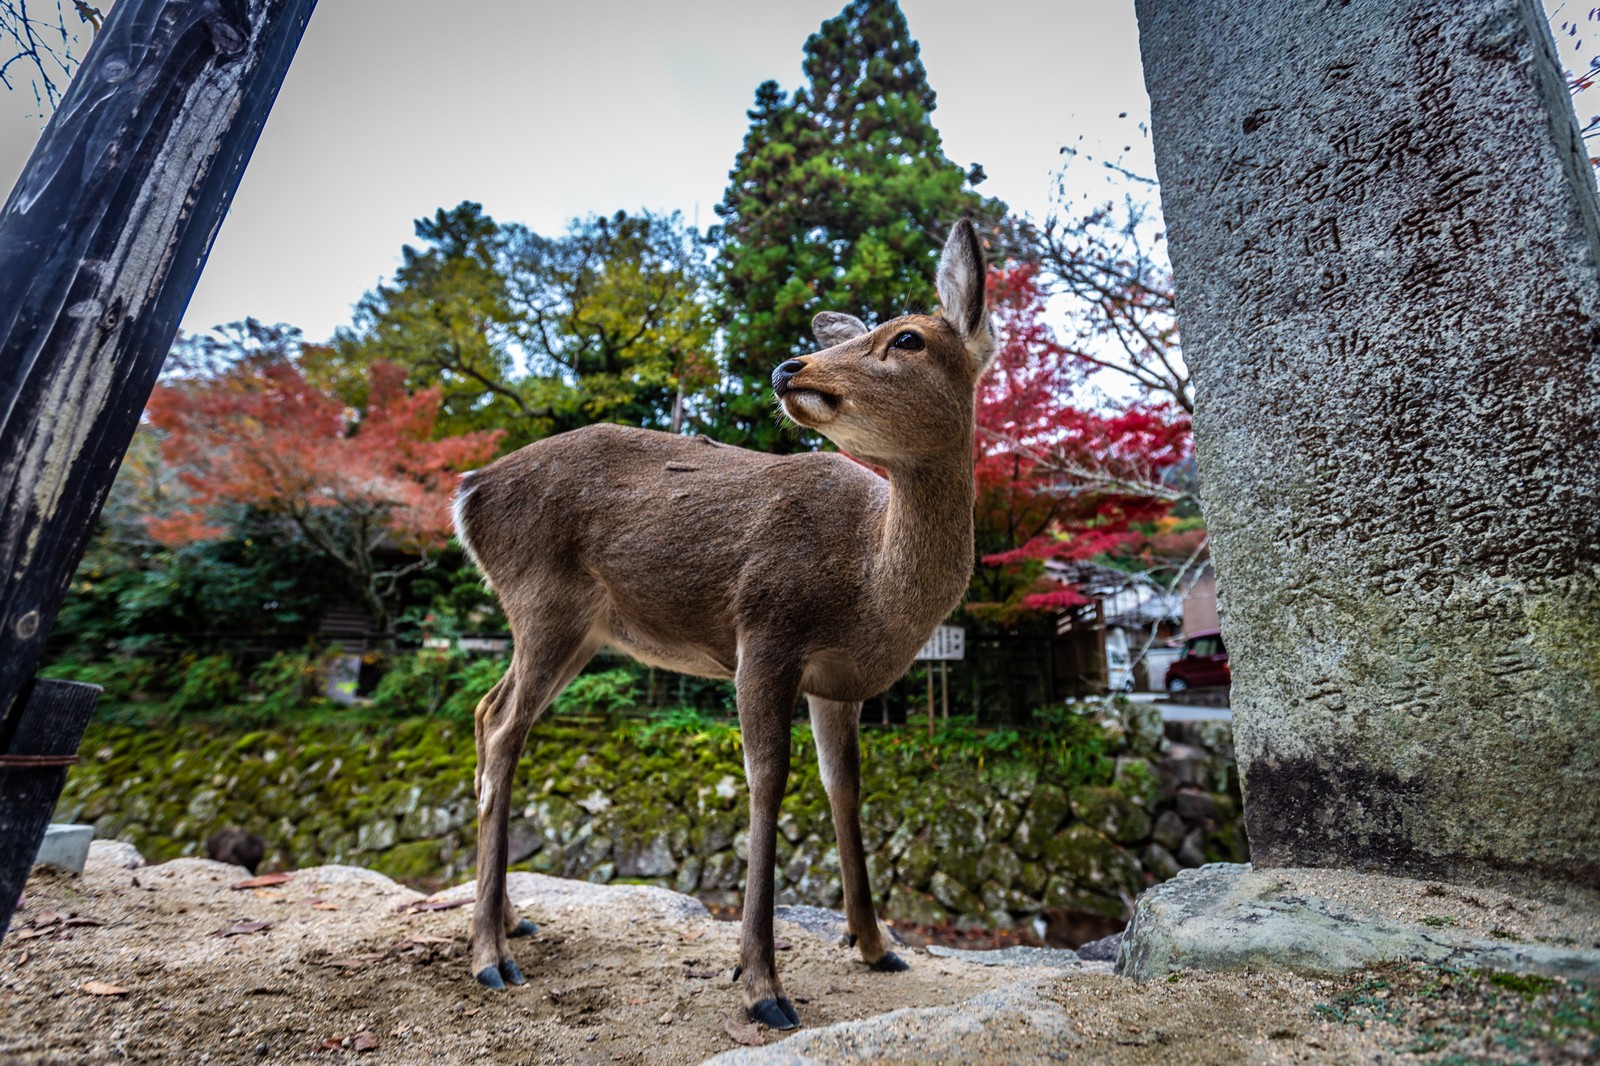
[771,359,806,393]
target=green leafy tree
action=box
[327,203,534,444]
[328,203,715,447]
[711,0,1003,450]
[504,210,716,433]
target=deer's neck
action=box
[872,446,976,627]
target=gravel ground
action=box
[1,849,1594,1065]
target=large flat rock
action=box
[1116,863,1600,981]
[701,978,1080,1065]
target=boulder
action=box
[1070,786,1152,844]
[1116,863,1600,982]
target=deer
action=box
[451,219,996,1029]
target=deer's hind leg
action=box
[471,595,600,990]
[809,695,907,973]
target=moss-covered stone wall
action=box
[56,702,1245,928]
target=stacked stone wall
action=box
[57,703,1244,927]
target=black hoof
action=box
[748,996,801,1030]
[475,965,506,990]
[500,959,525,986]
[509,918,539,939]
[870,950,910,972]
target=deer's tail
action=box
[452,469,490,588]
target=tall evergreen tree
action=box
[712,0,1003,451]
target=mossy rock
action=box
[928,870,982,918]
[1041,824,1143,898]
[981,880,1042,921]
[986,799,1022,842]
[895,837,937,890]
[700,849,741,891]
[369,839,445,882]
[1041,881,1127,917]
[884,884,949,927]
[1070,786,1152,844]
[1012,784,1071,859]
[976,842,1022,888]
[928,799,984,854]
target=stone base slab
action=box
[1116,863,1600,982]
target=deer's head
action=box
[772,220,996,468]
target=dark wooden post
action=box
[0,0,317,940]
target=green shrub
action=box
[440,656,510,720]
[169,653,242,712]
[553,667,638,719]
[633,704,741,748]
[247,649,330,717]
[371,649,460,717]
[40,655,167,702]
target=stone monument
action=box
[1135,0,1600,897]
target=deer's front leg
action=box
[809,696,908,973]
[735,656,801,1029]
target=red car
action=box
[1165,628,1230,694]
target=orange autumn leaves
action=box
[144,361,501,554]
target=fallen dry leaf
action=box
[310,903,341,911]
[318,1037,344,1051]
[463,1007,480,1017]
[724,1020,765,1047]
[212,920,276,937]
[409,934,452,944]
[232,873,292,890]
[679,928,706,943]
[775,940,792,951]
[12,928,45,941]
[82,981,129,996]
[16,950,30,965]
[352,1031,379,1052]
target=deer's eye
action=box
[889,331,924,351]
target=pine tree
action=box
[711,0,1003,451]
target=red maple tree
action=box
[969,264,1191,622]
[144,359,502,637]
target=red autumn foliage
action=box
[144,359,502,631]
[970,264,1190,621]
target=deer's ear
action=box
[813,311,869,348]
[936,219,996,372]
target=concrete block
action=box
[33,823,94,874]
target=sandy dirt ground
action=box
[0,851,1593,1065]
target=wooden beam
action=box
[0,0,316,935]
[0,0,316,746]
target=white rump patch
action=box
[452,478,490,588]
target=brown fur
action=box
[455,220,996,1026]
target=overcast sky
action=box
[0,1,1157,343]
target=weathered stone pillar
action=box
[1135,0,1600,896]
